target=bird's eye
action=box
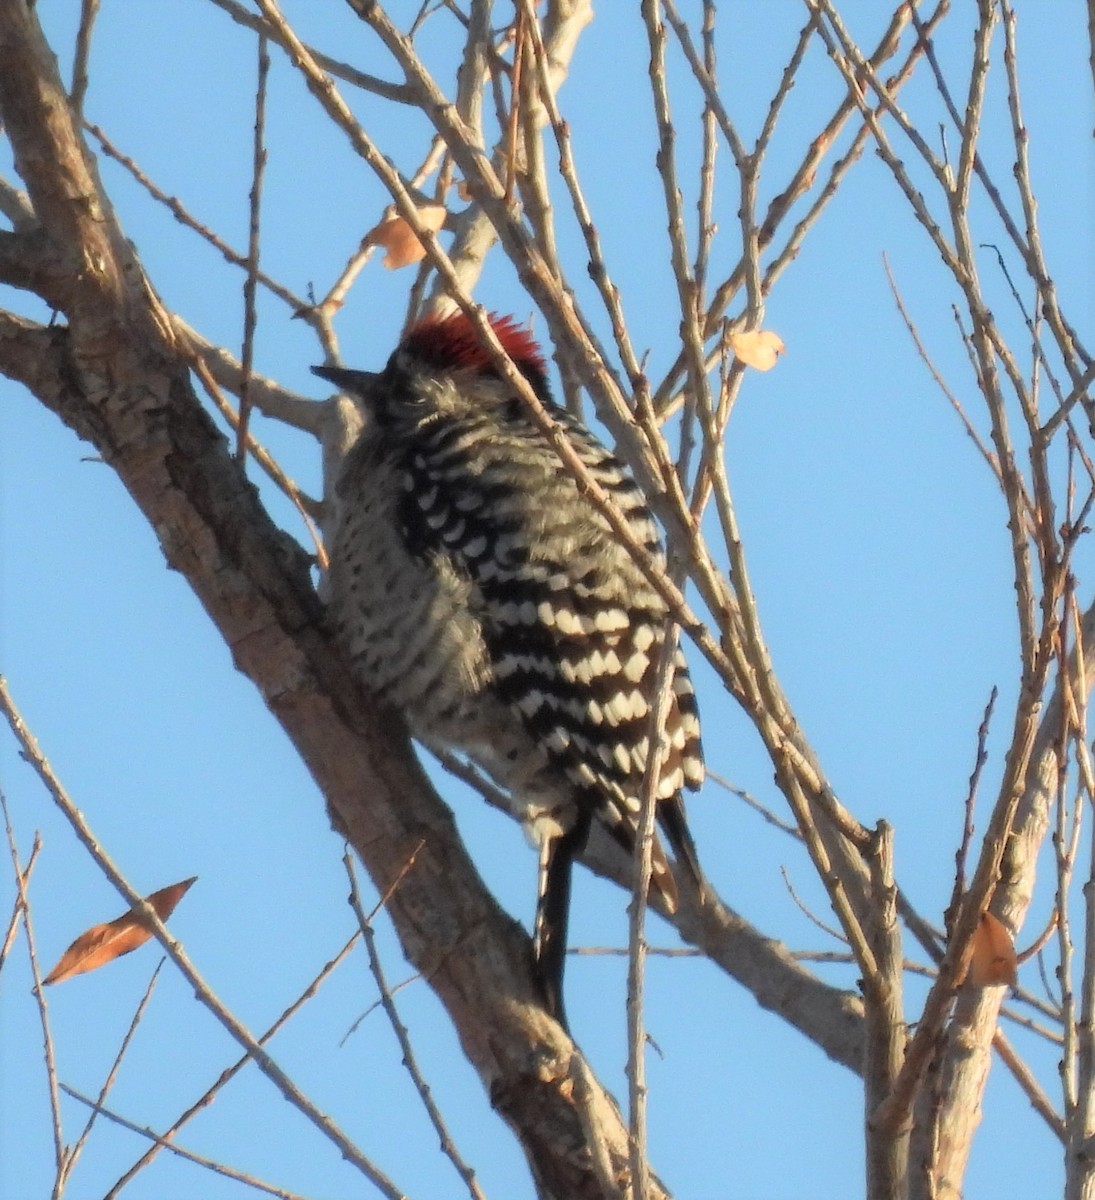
[385,358,429,406]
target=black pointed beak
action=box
[311,365,381,395]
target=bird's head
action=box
[312,312,552,423]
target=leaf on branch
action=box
[730,329,785,371]
[43,877,197,985]
[963,911,1017,988]
[365,204,447,269]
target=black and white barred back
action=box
[315,313,704,1019]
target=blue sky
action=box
[2,3,1091,1196]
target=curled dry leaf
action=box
[43,876,197,986]
[730,329,786,372]
[365,204,447,269]
[962,911,1018,988]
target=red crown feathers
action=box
[399,312,547,382]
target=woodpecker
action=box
[314,312,704,1023]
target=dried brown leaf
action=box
[43,877,197,985]
[963,911,1017,988]
[365,204,447,269]
[730,329,785,371]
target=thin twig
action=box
[188,355,328,570]
[62,961,165,1189]
[0,807,40,975]
[516,0,651,425]
[206,0,416,103]
[69,0,100,120]
[339,972,421,1046]
[780,866,849,946]
[84,122,310,315]
[107,933,362,1196]
[343,850,487,1200]
[62,1085,311,1200]
[237,32,270,461]
[626,611,682,1200]
[947,687,999,936]
[0,785,64,1188]
[705,771,800,840]
[993,1028,1065,1141]
[883,253,1003,489]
